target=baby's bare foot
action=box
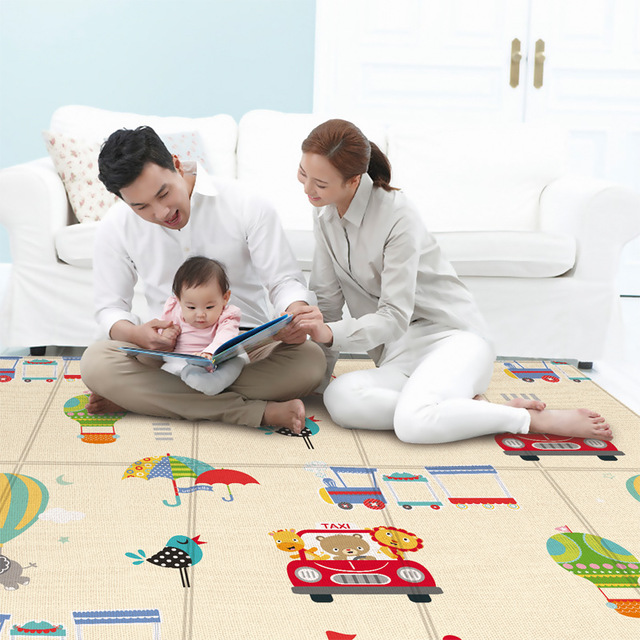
[86,392,126,415]
[507,397,547,411]
[262,399,305,434]
[529,408,612,441]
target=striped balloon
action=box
[627,475,640,502]
[0,473,49,547]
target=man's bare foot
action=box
[506,397,547,411]
[528,407,613,440]
[262,399,305,434]
[86,392,126,415]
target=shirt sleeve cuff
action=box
[98,309,142,339]
[327,320,349,353]
[278,288,317,315]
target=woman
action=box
[291,119,612,444]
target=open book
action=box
[119,314,292,369]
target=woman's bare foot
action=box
[528,407,613,440]
[85,392,126,415]
[262,399,305,434]
[506,397,547,411]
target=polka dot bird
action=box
[126,534,206,588]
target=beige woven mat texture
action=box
[1,356,638,639]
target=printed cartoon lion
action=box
[369,526,424,560]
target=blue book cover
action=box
[119,314,292,369]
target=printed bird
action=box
[126,534,206,588]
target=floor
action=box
[1,263,639,415]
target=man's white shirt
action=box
[94,165,314,337]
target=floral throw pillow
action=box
[42,130,212,223]
[43,131,119,223]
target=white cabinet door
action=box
[314,0,530,123]
[526,0,640,293]
[526,0,640,189]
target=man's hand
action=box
[290,306,333,346]
[111,319,180,351]
[135,320,181,350]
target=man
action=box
[80,126,326,434]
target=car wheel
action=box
[408,594,431,603]
[337,502,353,510]
[542,375,559,383]
[310,594,333,603]
[363,498,385,510]
[522,377,534,383]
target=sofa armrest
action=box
[0,157,72,265]
[539,175,640,282]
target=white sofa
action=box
[1,105,639,363]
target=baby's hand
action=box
[161,323,182,342]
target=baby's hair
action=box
[172,256,230,298]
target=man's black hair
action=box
[98,126,175,198]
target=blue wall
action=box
[0,0,316,261]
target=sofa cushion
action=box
[280,229,575,278]
[58,225,575,278]
[237,110,388,232]
[388,123,569,232]
[55,221,99,268]
[434,231,576,277]
[49,105,238,179]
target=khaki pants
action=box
[80,340,327,427]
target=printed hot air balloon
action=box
[0,473,49,548]
[64,393,126,444]
[547,530,640,618]
[626,474,640,502]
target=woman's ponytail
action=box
[367,141,396,192]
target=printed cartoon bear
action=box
[316,533,376,561]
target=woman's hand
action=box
[197,351,213,360]
[274,302,312,344]
[291,306,333,346]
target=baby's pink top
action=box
[160,295,242,355]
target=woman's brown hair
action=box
[301,119,397,191]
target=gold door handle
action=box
[510,38,522,88]
[534,39,546,88]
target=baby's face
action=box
[178,280,230,329]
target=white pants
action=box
[324,327,530,444]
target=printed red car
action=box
[495,433,624,461]
[287,529,443,603]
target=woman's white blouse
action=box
[310,173,488,362]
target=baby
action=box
[160,256,248,395]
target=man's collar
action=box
[191,163,219,198]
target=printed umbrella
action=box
[195,469,260,502]
[122,454,214,507]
